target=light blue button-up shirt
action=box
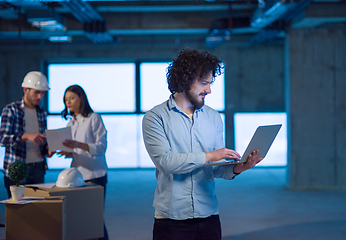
[142,95,237,220]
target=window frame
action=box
[42,59,226,169]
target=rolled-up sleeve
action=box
[0,106,23,148]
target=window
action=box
[48,63,136,113]
[45,61,226,169]
[234,112,287,166]
[140,62,171,112]
[140,62,225,112]
[0,65,287,170]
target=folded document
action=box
[45,127,73,152]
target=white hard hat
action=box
[56,167,86,188]
[21,71,50,91]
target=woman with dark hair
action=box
[59,84,108,240]
[61,84,93,120]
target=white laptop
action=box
[205,124,282,166]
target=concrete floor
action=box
[1,168,346,240]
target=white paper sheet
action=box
[45,127,73,152]
[0,196,46,204]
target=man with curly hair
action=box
[142,49,262,240]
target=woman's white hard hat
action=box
[56,167,86,188]
[21,71,50,91]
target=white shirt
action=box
[68,113,108,180]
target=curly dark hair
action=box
[61,84,94,120]
[167,49,223,93]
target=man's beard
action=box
[186,90,205,109]
[26,94,39,106]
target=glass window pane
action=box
[140,62,224,112]
[47,115,70,129]
[234,113,287,167]
[140,63,171,112]
[102,115,138,168]
[47,115,140,168]
[138,114,155,168]
[48,63,136,113]
[205,72,224,111]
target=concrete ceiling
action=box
[0,0,345,46]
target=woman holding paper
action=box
[59,84,108,184]
[59,84,108,239]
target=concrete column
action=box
[225,44,284,149]
[285,28,346,189]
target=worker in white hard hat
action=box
[0,71,55,198]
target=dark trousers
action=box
[153,215,222,240]
[85,174,108,240]
[85,174,108,198]
[4,161,45,198]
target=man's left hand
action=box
[46,146,55,157]
[233,149,263,174]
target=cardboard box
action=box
[6,197,66,240]
[24,183,104,240]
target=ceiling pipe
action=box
[70,0,100,22]
[59,0,113,43]
[73,0,103,21]
[60,1,91,23]
[279,0,314,23]
[250,0,314,44]
[204,4,232,48]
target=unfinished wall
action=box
[286,27,346,189]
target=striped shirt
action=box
[0,99,48,177]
